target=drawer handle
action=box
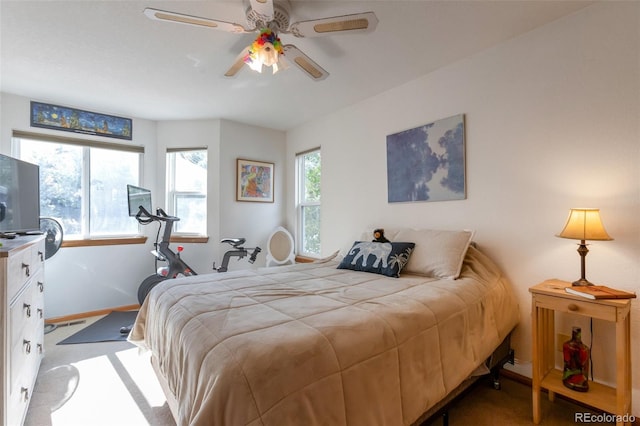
[568,303,579,312]
[37,308,43,319]
[38,250,44,262]
[38,281,44,292]
[22,262,30,277]
[23,303,31,318]
[23,339,31,354]
[37,343,43,354]
[21,387,29,402]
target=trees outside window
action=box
[15,135,141,238]
[166,149,207,235]
[296,149,321,256]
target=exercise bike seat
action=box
[221,238,245,247]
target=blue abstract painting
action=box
[386,114,465,203]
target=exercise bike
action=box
[135,206,197,305]
[134,206,263,304]
[213,238,261,272]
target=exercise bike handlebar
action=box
[135,206,180,224]
[134,205,195,278]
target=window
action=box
[296,149,321,256]
[166,148,207,235]
[13,131,143,239]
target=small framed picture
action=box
[236,158,274,203]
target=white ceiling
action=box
[1,1,593,131]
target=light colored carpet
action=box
[24,315,175,426]
[25,316,613,426]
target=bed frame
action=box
[413,332,515,426]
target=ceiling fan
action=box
[144,0,378,81]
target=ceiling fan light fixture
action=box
[145,3,378,81]
[244,28,285,74]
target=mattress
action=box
[129,245,519,425]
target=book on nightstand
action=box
[565,285,637,300]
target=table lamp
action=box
[556,208,613,286]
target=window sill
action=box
[59,235,209,248]
[61,236,148,248]
[170,235,209,244]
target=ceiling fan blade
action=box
[144,8,248,33]
[224,47,251,77]
[289,12,378,38]
[249,0,274,21]
[283,45,328,81]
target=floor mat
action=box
[57,311,138,345]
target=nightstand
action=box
[530,279,632,426]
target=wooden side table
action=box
[530,279,632,426]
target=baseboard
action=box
[499,368,531,386]
[45,304,140,324]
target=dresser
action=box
[1,236,45,426]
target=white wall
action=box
[219,120,287,250]
[0,95,286,318]
[286,1,639,413]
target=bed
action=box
[129,228,519,426]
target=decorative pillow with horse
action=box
[338,241,415,278]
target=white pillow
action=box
[361,228,473,279]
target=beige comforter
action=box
[129,246,519,426]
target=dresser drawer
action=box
[10,284,34,350]
[7,361,35,426]
[10,328,30,390]
[9,268,43,331]
[533,293,618,321]
[7,246,32,301]
[9,269,45,383]
[13,303,43,383]
[12,321,45,389]
[29,239,46,276]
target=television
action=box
[0,154,41,235]
[127,184,152,217]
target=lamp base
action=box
[572,278,594,287]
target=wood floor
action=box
[422,372,616,426]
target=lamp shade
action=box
[556,208,613,241]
